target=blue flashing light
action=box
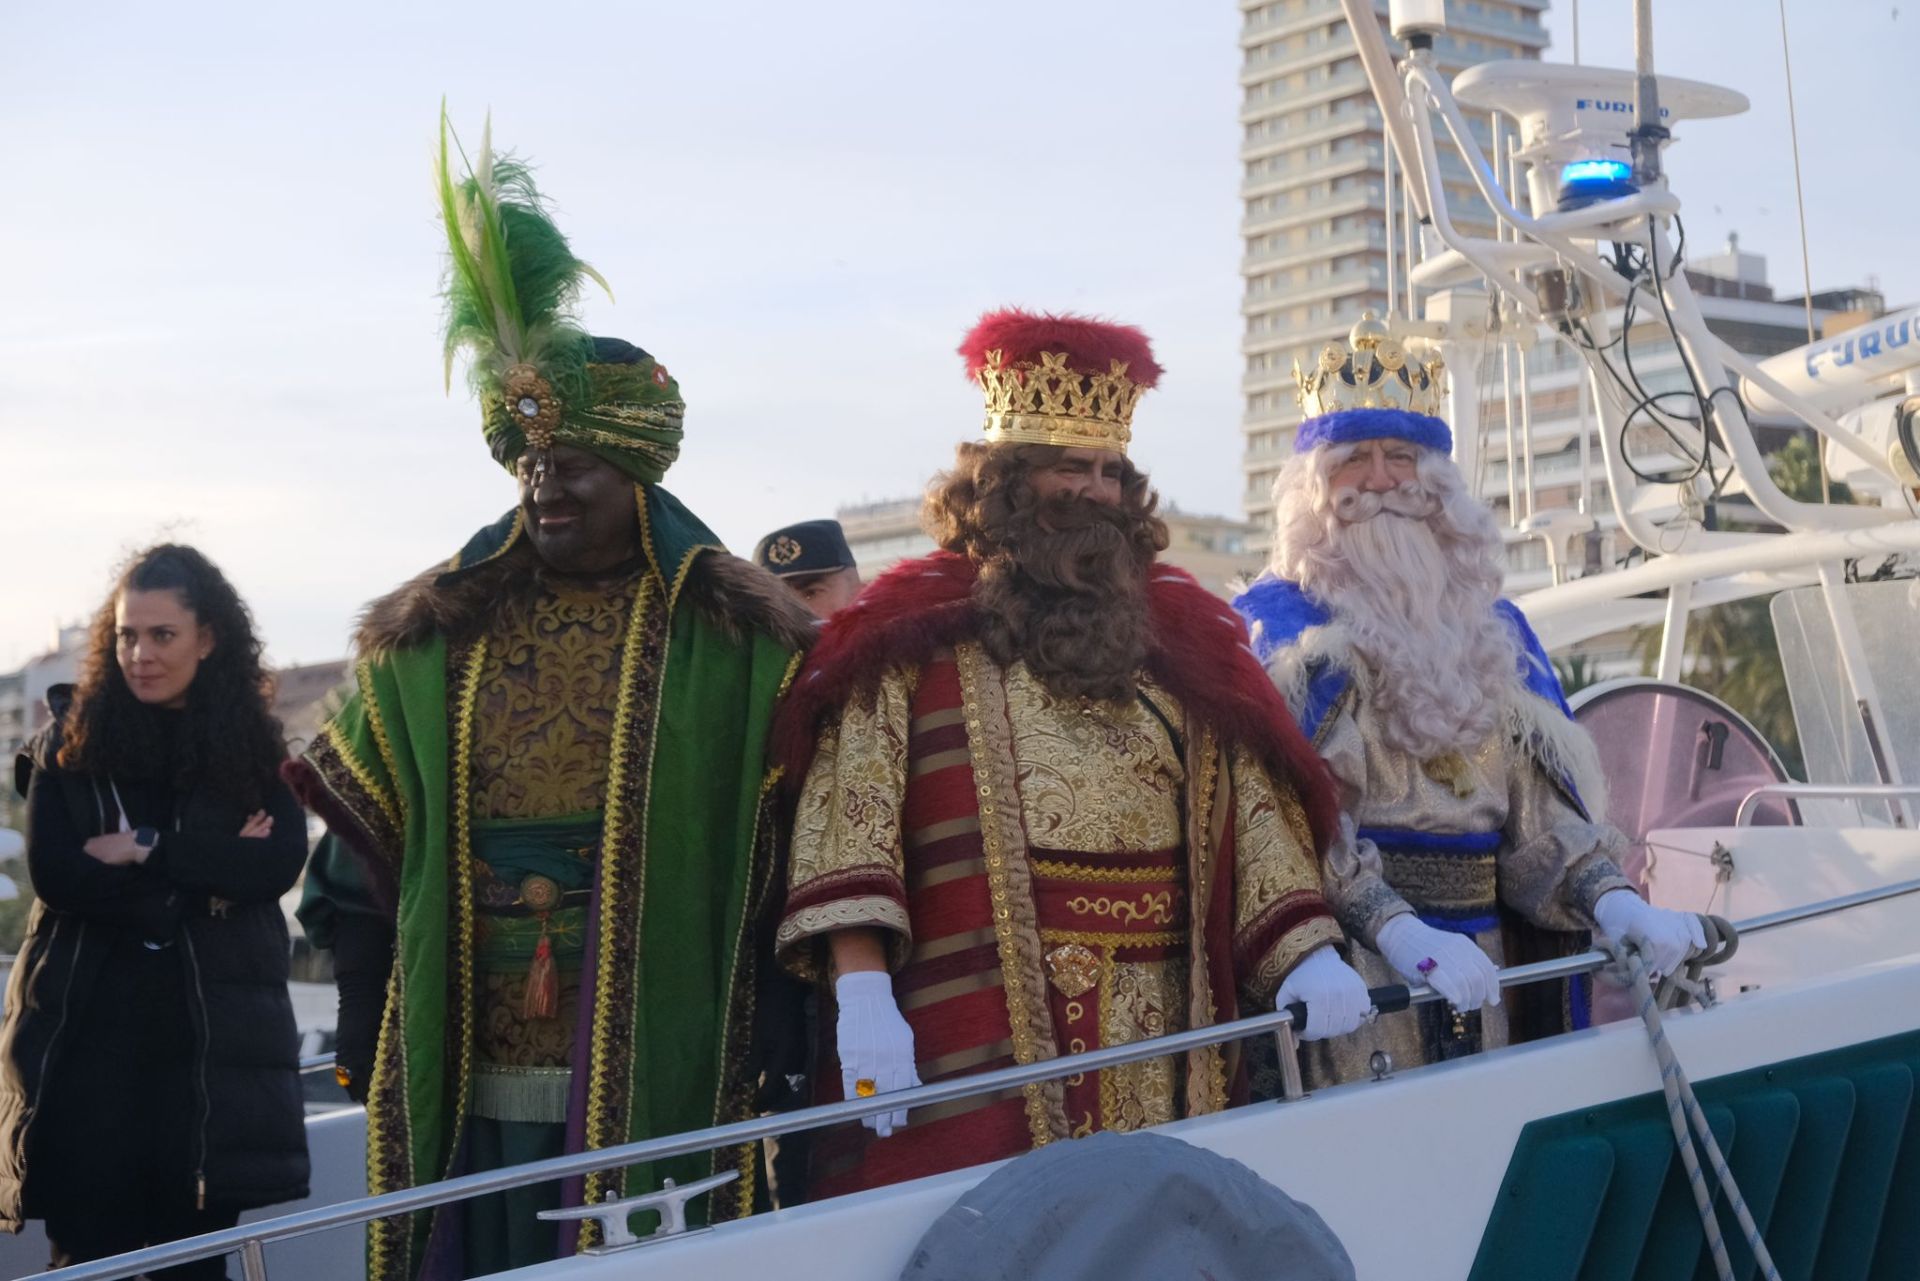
[1557,157,1637,211]
[1561,159,1633,185]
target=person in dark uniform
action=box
[754,520,864,620]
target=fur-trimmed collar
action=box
[352,539,815,660]
[770,550,1341,854]
[1244,596,1610,822]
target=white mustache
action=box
[1333,484,1441,524]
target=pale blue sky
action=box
[2,0,1910,667]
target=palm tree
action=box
[1768,433,1855,506]
[1552,653,1602,698]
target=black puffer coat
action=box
[0,691,310,1229]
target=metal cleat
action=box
[537,1169,739,1254]
[1709,842,1735,883]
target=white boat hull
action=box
[502,954,1920,1280]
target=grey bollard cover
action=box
[897,1130,1355,1281]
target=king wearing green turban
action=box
[287,112,815,1281]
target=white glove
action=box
[1592,889,1706,977]
[834,971,920,1136]
[1376,913,1501,1010]
[1273,944,1371,1041]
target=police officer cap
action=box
[753,519,858,579]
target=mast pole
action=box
[1630,0,1667,185]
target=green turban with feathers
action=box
[436,107,684,483]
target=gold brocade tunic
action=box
[783,653,1336,1138]
[472,574,638,820]
[468,572,644,1106]
[1006,663,1188,1133]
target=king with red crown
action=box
[771,309,1372,1196]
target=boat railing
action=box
[1734,783,1920,829]
[40,874,1920,1281]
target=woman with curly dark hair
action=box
[0,544,310,1278]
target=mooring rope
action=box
[1616,929,1780,1281]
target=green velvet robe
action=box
[293,487,804,1280]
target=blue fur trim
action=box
[1296,407,1452,455]
[1233,577,1330,665]
[1492,599,1589,811]
[1300,666,1346,743]
[1495,599,1572,716]
[1236,575,1576,726]
[1232,579,1348,737]
[1360,827,1503,856]
[1235,574,1592,807]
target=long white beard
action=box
[1276,461,1519,759]
[1322,515,1514,757]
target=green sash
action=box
[472,812,600,966]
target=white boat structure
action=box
[26,2,1920,1278]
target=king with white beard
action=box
[1234,315,1702,1086]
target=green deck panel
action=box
[1577,1121,1695,1281]
[1469,1031,1920,1281]
[1472,1134,1615,1278]
[1867,1054,1920,1281]
[1765,1077,1855,1280]
[1640,1106,1736,1281]
[1707,1090,1799,1281]
[1812,1063,1911,1281]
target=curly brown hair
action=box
[923,443,1168,701]
[59,544,285,810]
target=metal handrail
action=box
[41,874,1920,1281]
[297,1054,334,1075]
[1735,783,1920,828]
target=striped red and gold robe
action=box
[772,553,1342,1196]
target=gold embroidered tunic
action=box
[472,575,637,820]
[781,642,1337,1183]
[468,572,643,1118]
[1009,662,1188,1135]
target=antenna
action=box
[1630,0,1669,185]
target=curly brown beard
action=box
[923,443,1168,701]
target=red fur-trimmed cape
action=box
[958,309,1164,388]
[771,550,1339,855]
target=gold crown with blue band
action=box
[1295,313,1448,421]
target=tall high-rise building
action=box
[1236,0,1549,539]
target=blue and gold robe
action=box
[1234,576,1631,1085]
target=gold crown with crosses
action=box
[977,349,1148,455]
[1294,312,1448,419]
[960,310,1162,457]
